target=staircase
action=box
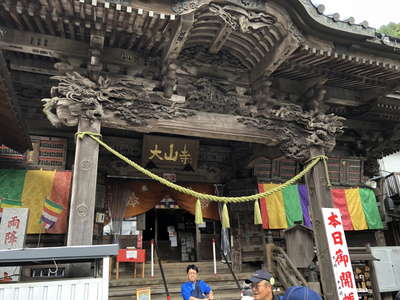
[109,261,259,300]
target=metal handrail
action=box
[153,239,171,300]
[221,251,241,290]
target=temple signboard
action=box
[322,208,358,300]
[142,135,199,170]
[0,208,28,282]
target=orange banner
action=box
[122,181,219,220]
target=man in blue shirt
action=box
[181,264,214,300]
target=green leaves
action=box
[379,22,400,38]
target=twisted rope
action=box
[76,131,330,202]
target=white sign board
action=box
[322,208,358,300]
[126,250,138,259]
[0,208,28,282]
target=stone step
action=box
[110,261,258,283]
[110,290,241,300]
[112,261,258,277]
[110,281,242,298]
[110,272,253,287]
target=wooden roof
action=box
[0,0,400,156]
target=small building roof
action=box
[0,244,119,267]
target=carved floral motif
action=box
[182,78,243,114]
[179,46,247,70]
[172,0,200,14]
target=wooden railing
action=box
[153,239,171,300]
[270,245,308,289]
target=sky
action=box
[311,0,400,29]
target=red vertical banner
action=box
[258,184,269,229]
[331,189,354,231]
[48,171,72,234]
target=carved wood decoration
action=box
[238,104,345,160]
[41,72,194,127]
[182,78,242,114]
[208,2,276,33]
[9,0,395,161]
[179,45,247,71]
[162,14,194,98]
[41,71,345,160]
[183,1,295,74]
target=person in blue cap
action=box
[247,269,281,300]
[282,286,322,300]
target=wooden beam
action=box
[162,13,194,63]
[104,111,279,145]
[0,26,145,66]
[250,34,300,82]
[0,26,88,58]
[209,23,232,54]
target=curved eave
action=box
[280,0,375,40]
[0,51,31,153]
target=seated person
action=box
[241,279,254,300]
[181,264,214,300]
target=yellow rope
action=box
[323,159,332,187]
[76,131,330,202]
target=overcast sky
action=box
[311,0,400,29]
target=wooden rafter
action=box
[250,33,300,82]
[162,13,194,63]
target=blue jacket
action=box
[181,280,211,300]
[282,286,322,300]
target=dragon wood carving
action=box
[238,104,345,160]
[209,2,276,33]
[42,72,194,127]
[42,72,344,161]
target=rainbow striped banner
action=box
[0,169,72,234]
[258,184,383,231]
[41,199,65,230]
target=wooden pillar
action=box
[304,147,339,300]
[195,224,201,261]
[67,118,101,276]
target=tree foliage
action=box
[379,22,400,38]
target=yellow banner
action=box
[20,170,56,233]
[345,188,368,230]
[263,184,288,229]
